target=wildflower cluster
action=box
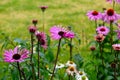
[87,2,120,80]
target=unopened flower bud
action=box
[40,6,48,12]
[32,19,38,25]
[90,46,96,51]
[29,26,37,33]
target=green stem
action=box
[95,20,97,28]
[30,33,36,80]
[110,22,113,54]
[68,75,71,80]
[17,62,22,80]
[99,43,104,65]
[37,40,40,79]
[114,68,117,80]
[50,38,62,80]
[113,0,115,9]
[42,12,45,32]
[69,38,73,61]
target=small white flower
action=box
[76,75,89,80]
[66,66,77,76]
[75,71,88,80]
[33,46,37,54]
[55,63,65,69]
[66,61,76,67]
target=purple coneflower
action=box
[96,26,110,35]
[3,47,29,63]
[106,0,112,3]
[95,34,105,42]
[102,8,120,23]
[87,10,102,21]
[116,0,120,3]
[50,25,75,40]
[40,6,48,12]
[29,26,37,33]
[115,30,120,39]
[112,44,120,51]
[106,0,120,3]
[35,31,47,49]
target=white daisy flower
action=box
[66,61,76,67]
[55,63,65,69]
[75,71,88,80]
[66,66,77,76]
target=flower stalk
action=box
[17,62,22,80]
[113,0,115,9]
[42,12,45,32]
[37,40,40,79]
[99,43,104,65]
[110,22,113,54]
[69,38,73,61]
[30,33,36,80]
[50,38,62,80]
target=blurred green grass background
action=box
[0,0,115,79]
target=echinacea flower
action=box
[29,26,37,33]
[35,31,47,49]
[87,10,102,21]
[50,25,75,40]
[112,44,120,51]
[102,8,120,23]
[117,23,120,29]
[3,47,29,63]
[106,0,112,3]
[95,34,105,42]
[96,26,110,35]
[66,66,77,76]
[106,0,120,3]
[40,6,48,12]
[75,71,88,80]
[66,61,76,67]
[115,30,120,39]
[116,0,120,3]
[55,63,65,69]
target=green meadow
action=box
[0,0,118,80]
